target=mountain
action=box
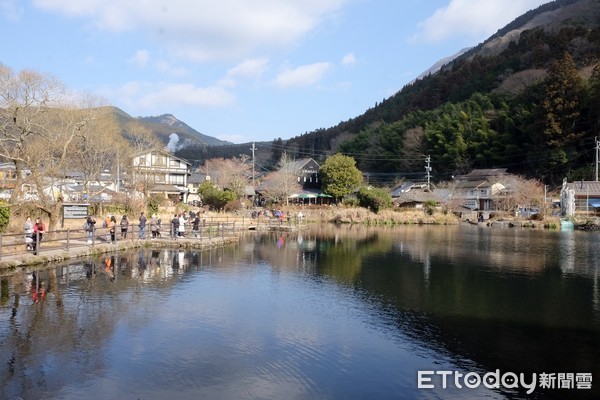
[137,114,230,148]
[107,107,230,150]
[413,47,472,82]
[271,0,600,185]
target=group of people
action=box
[23,209,207,253]
[169,210,207,239]
[84,214,131,243]
[81,210,207,243]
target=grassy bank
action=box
[301,207,460,225]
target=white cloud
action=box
[411,0,550,43]
[128,49,150,68]
[341,52,356,66]
[104,81,235,112]
[33,0,348,61]
[274,62,332,88]
[219,58,269,88]
[137,83,235,108]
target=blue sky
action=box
[0,0,551,144]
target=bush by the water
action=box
[356,187,392,213]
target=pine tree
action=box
[542,53,582,147]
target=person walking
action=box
[85,215,96,243]
[139,211,147,239]
[120,215,129,239]
[170,214,180,239]
[109,215,117,243]
[192,213,200,238]
[103,215,111,241]
[150,214,159,239]
[178,213,187,237]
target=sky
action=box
[0,0,552,144]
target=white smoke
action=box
[166,133,180,152]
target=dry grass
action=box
[302,207,460,225]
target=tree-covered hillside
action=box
[274,0,600,185]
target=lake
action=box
[1,224,599,399]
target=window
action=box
[153,156,166,166]
[169,175,185,185]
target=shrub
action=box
[424,200,437,215]
[0,201,9,232]
[199,182,236,210]
[224,199,243,212]
[356,187,392,213]
[147,195,165,216]
[342,196,359,207]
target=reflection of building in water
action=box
[594,270,599,317]
[423,251,431,290]
[559,232,576,272]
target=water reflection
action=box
[0,225,599,399]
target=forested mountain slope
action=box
[277,0,600,185]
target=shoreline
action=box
[0,236,240,271]
[0,210,569,271]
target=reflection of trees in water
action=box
[1,229,599,399]
[249,225,600,399]
[0,246,239,399]
[0,268,107,399]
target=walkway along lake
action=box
[0,224,599,399]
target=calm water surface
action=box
[0,224,599,399]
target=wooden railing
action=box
[0,222,244,260]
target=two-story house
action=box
[452,169,507,211]
[132,150,191,203]
[255,158,324,204]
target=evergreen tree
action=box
[271,138,283,163]
[587,63,600,134]
[542,53,583,147]
[538,53,583,181]
[320,154,363,200]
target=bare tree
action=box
[401,127,427,170]
[0,65,67,202]
[259,152,301,205]
[124,121,163,195]
[67,107,128,197]
[493,175,544,214]
[203,155,251,198]
[0,65,120,228]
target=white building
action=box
[132,150,191,203]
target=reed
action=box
[309,207,460,225]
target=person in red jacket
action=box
[32,217,45,255]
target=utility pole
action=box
[425,155,432,189]
[116,151,120,193]
[250,142,257,189]
[595,136,600,182]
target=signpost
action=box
[62,203,90,227]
